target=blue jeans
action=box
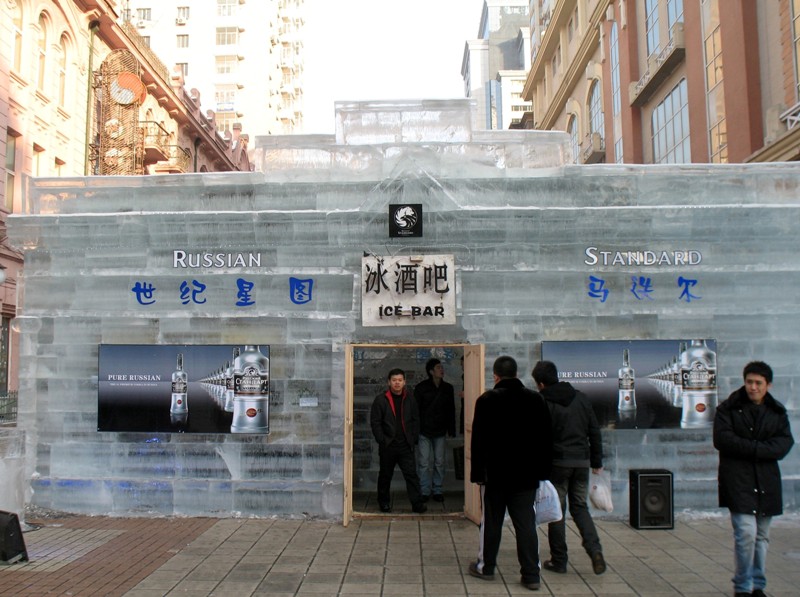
[547,466,602,564]
[730,512,772,593]
[417,434,446,496]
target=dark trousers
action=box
[547,465,602,565]
[476,484,540,583]
[377,439,423,507]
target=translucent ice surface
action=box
[7,100,800,518]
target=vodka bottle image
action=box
[224,348,239,413]
[618,348,636,412]
[231,345,270,433]
[680,339,717,428]
[170,352,188,415]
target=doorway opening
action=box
[344,343,483,525]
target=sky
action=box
[301,0,486,134]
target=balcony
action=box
[140,121,169,164]
[629,23,686,107]
[152,146,192,174]
[582,132,605,164]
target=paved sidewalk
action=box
[1,513,798,596]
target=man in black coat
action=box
[468,356,552,591]
[370,368,427,514]
[532,360,606,576]
[713,361,794,597]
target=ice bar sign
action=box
[361,254,455,327]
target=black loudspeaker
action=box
[629,469,673,530]
[0,510,28,564]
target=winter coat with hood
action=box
[470,378,552,490]
[713,387,794,517]
[541,381,603,469]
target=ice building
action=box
[5,99,798,522]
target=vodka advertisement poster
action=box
[98,344,270,434]
[541,339,717,430]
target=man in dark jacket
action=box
[415,358,456,502]
[713,361,794,597]
[370,368,427,514]
[532,360,606,576]
[468,356,552,591]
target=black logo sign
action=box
[389,204,423,238]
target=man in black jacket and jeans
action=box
[415,358,456,502]
[714,361,794,597]
[468,356,552,591]
[532,360,606,576]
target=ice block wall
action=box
[8,99,799,518]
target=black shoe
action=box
[468,562,494,581]
[543,559,567,574]
[412,503,427,514]
[432,494,444,502]
[379,503,391,513]
[420,494,430,503]
[521,578,541,590]
[591,552,606,575]
[750,591,767,597]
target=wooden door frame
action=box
[343,343,484,526]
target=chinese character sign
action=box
[361,254,456,326]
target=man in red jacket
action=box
[370,368,427,514]
[714,361,794,597]
[468,356,552,591]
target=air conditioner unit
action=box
[176,17,187,26]
[136,21,147,28]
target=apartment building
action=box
[523,0,800,164]
[125,0,305,136]
[462,0,533,129]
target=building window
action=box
[58,35,69,107]
[141,36,151,47]
[37,14,48,91]
[136,8,152,22]
[216,27,239,46]
[216,112,236,133]
[567,115,579,164]
[668,0,684,33]
[793,0,800,101]
[33,144,45,176]
[645,0,660,56]
[11,4,22,72]
[177,63,189,77]
[177,6,190,20]
[588,80,604,137]
[0,317,9,395]
[217,0,238,17]
[702,0,727,163]
[177,34,189,48]
[216,55,238,75]
[5,134,17,211]
[610,22,623,163]
[652,79,690,163]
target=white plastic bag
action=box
[589,470,613,512]
[534,480,562,525]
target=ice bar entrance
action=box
[6,99,799,520]
[344,343,485,525]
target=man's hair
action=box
[743,361,773,384]
[493,356,517,379]
[387,368,405,380]
[532,360,559,387]
[425,358,441,378]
